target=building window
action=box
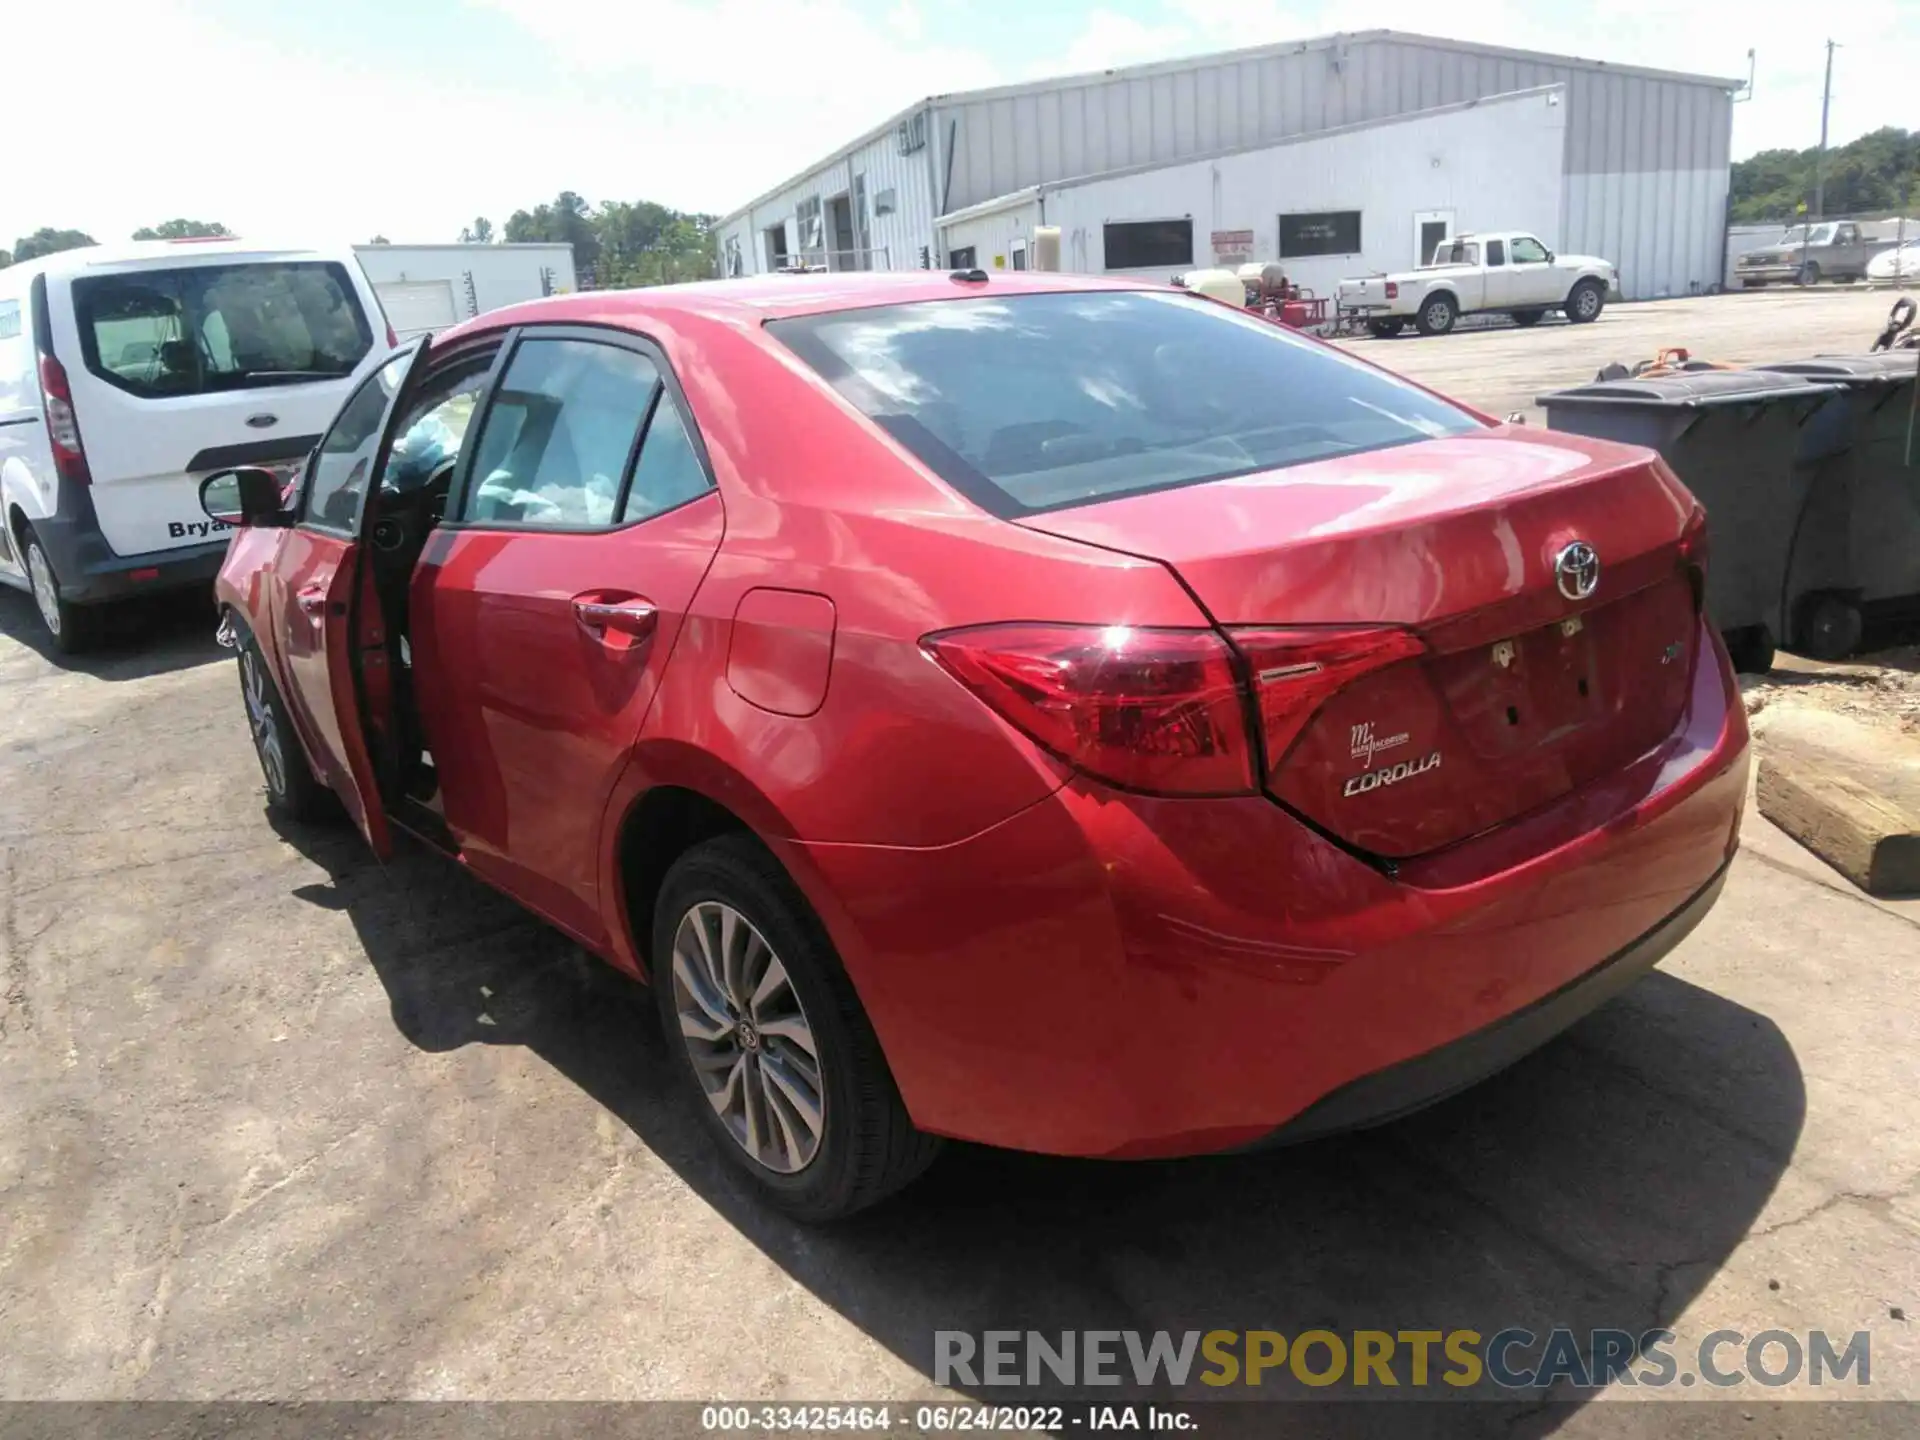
[1279,211,1362,259]
[1011,241,1028,271]
[949,246,977,269]
[1103,219,1193,270]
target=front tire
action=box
[1414,292,1457,336]
[1566,279,1606,324]
[22,532,98,655]
[1797,261,1821,287]
[236,633,328,821]
[653,834,940,1220]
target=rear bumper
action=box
[1254,857,1729,1145]
[30,486,228,604]
[783,615,1749,1159]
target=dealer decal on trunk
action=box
[1343,750,1443,797]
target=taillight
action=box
[923,624,1257,795]
[38,353,91,486]
[1679,503,1709,610]
[1227,626,1427,769]
[1385,281,1399,299]
[385,320,400,350]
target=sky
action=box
[6,0,1914,250]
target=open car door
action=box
[270,338,433,859]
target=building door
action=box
[827,195,856,270]
[1413,210,1454,267]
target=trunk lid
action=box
[1018,428,1705,857]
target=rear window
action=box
[70,262,373,398]
[769,290,1480,517]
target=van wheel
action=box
[1414,293,1457,336]
[653,834,940,1220]
[1566,280,1606,324]
[237,635,328,821]
[23,532,98,655]
[1793,594,1862,662]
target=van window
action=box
[771,290,1479,517]
[70,262,373,399]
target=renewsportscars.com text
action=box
[934,1328,1871,1391]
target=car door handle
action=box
[572,595,658,641]
[296,587,327,616]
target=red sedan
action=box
[204,272,1748,1219]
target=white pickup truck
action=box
[1337,232,1618,337]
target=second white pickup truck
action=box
[1337,232,1618,337]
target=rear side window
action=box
[463,338,659,529]
[770,291,1480,517]
[620,391,710,523]
[70,262,373,399]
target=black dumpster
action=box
[1753,352,1920,658]
[1539,370,1845,674]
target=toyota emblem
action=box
[1555,542,1600,601]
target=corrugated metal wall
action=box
[933,35,1733,299]
[715,108,939,275]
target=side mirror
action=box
[200,467,289,530]
[1545,251,1556,263]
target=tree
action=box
[504,190,602,276]
[459,217,495,244]
[1731,126,1919,222]
[12,227,97,263]
[132,218,231,241]
[368,234,391,245]
[500,191,717,287]
[0,249,11,269]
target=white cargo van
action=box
[0,240,392,651]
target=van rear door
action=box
[55,253,384,558]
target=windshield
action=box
[71,261,374,398]
[1776,224,1836,246]
[769,290,1480,518]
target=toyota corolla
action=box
[204,272,1749,1219]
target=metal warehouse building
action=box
[715,29,1742,302]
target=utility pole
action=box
[1813,38,1837,219]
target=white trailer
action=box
[351,243,577,338]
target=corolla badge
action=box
[1555,541,1600,601]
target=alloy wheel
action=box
[241,650,289,798]
[26,544,61,637]
[671,900,825,1174]
[1576,287,1601,319]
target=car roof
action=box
[430,270,1168,348]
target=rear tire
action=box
[1566,279,1606,324]
[652,834,940,1221]
[1510,308,1546,327]
[1366,318,1406,339]
[1414,293,1457,336]
[22,531,99,655]
[235,633,328,822]
[1793,594,1862,662]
